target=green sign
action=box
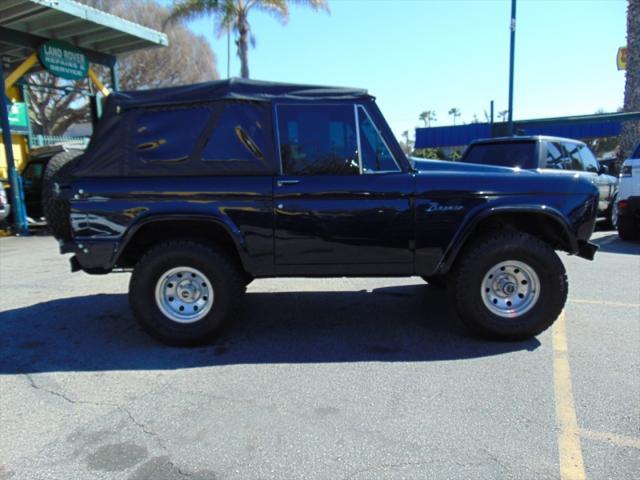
[8,102,28,129]
[38,40,88,81]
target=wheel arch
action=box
[114,215,248,272]
[437,206,577,274]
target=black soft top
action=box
[110,78,372,110]
[73,79,382,178]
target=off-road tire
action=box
[421,275,447,289]
[42,150,82,240]
[618,215,639,241]
[448,231,567,340]
[129,240,246,346]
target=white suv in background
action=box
[616,142,640,240]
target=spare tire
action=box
[42,150,82,241]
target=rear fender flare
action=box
[113,214,248,268]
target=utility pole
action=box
[507,0,517,136]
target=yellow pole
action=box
[4,52,39,94]
[88,68,110,97]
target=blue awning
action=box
[415,112,639,149]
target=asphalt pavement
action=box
[0,229,638,480]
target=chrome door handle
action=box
[277,179,300,187]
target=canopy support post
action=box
[88,68,109,96]
[0,60,29,234]
[4,52,38,93]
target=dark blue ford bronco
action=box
[45,79,599,345]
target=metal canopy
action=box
[0,0,168,68]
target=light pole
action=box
[507,0,517,136]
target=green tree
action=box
[419,110,436,127]
[448,108,461,126]
[27,0,218,135]
[165,0,329,79]
[621,0,639,158]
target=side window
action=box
[577,144,599,173]
[277,104,359,175]
[135,107,210,163]
[357,106,399,172]
[202,102,267,163]
[562,142,583,171]
[544,142,564,169]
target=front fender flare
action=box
[436,204,577,274]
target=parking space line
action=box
[569,299,640,308]
[552,311,587,480]
[579,429,640,450]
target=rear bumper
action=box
[60,239,116,274]
[618,196,640,220]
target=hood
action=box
[410,157,527,174]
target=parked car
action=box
[0,182,10,224]
[45,79,599,345]
[460,136,618,226]
[615,142,640,240]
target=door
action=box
[273,103,414,274]
[577,143,615,210]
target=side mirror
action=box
[598,164,608,175]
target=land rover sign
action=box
[38,40,88,80]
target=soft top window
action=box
[277,104,359,176]
[202,103,267,165]
[135,106,210,163]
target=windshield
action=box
[462,141,537,168]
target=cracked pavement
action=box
[1,231,638,479]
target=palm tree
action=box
[621,0,639,159]
[448,107,461,126]
[419,110,436,127]
[165,0,329,79]
[497,109,509,122]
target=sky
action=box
[167,0,628,140]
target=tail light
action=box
[618,199,629,212]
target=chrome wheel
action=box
[481,260,540,318]
[154,266,214,324]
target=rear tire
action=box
[129,240,246,346]
[42,150,82,241]
[449,231,567,340]
[618,215,639,241]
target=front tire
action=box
[129,241,245,346]
[449,231,567,340]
